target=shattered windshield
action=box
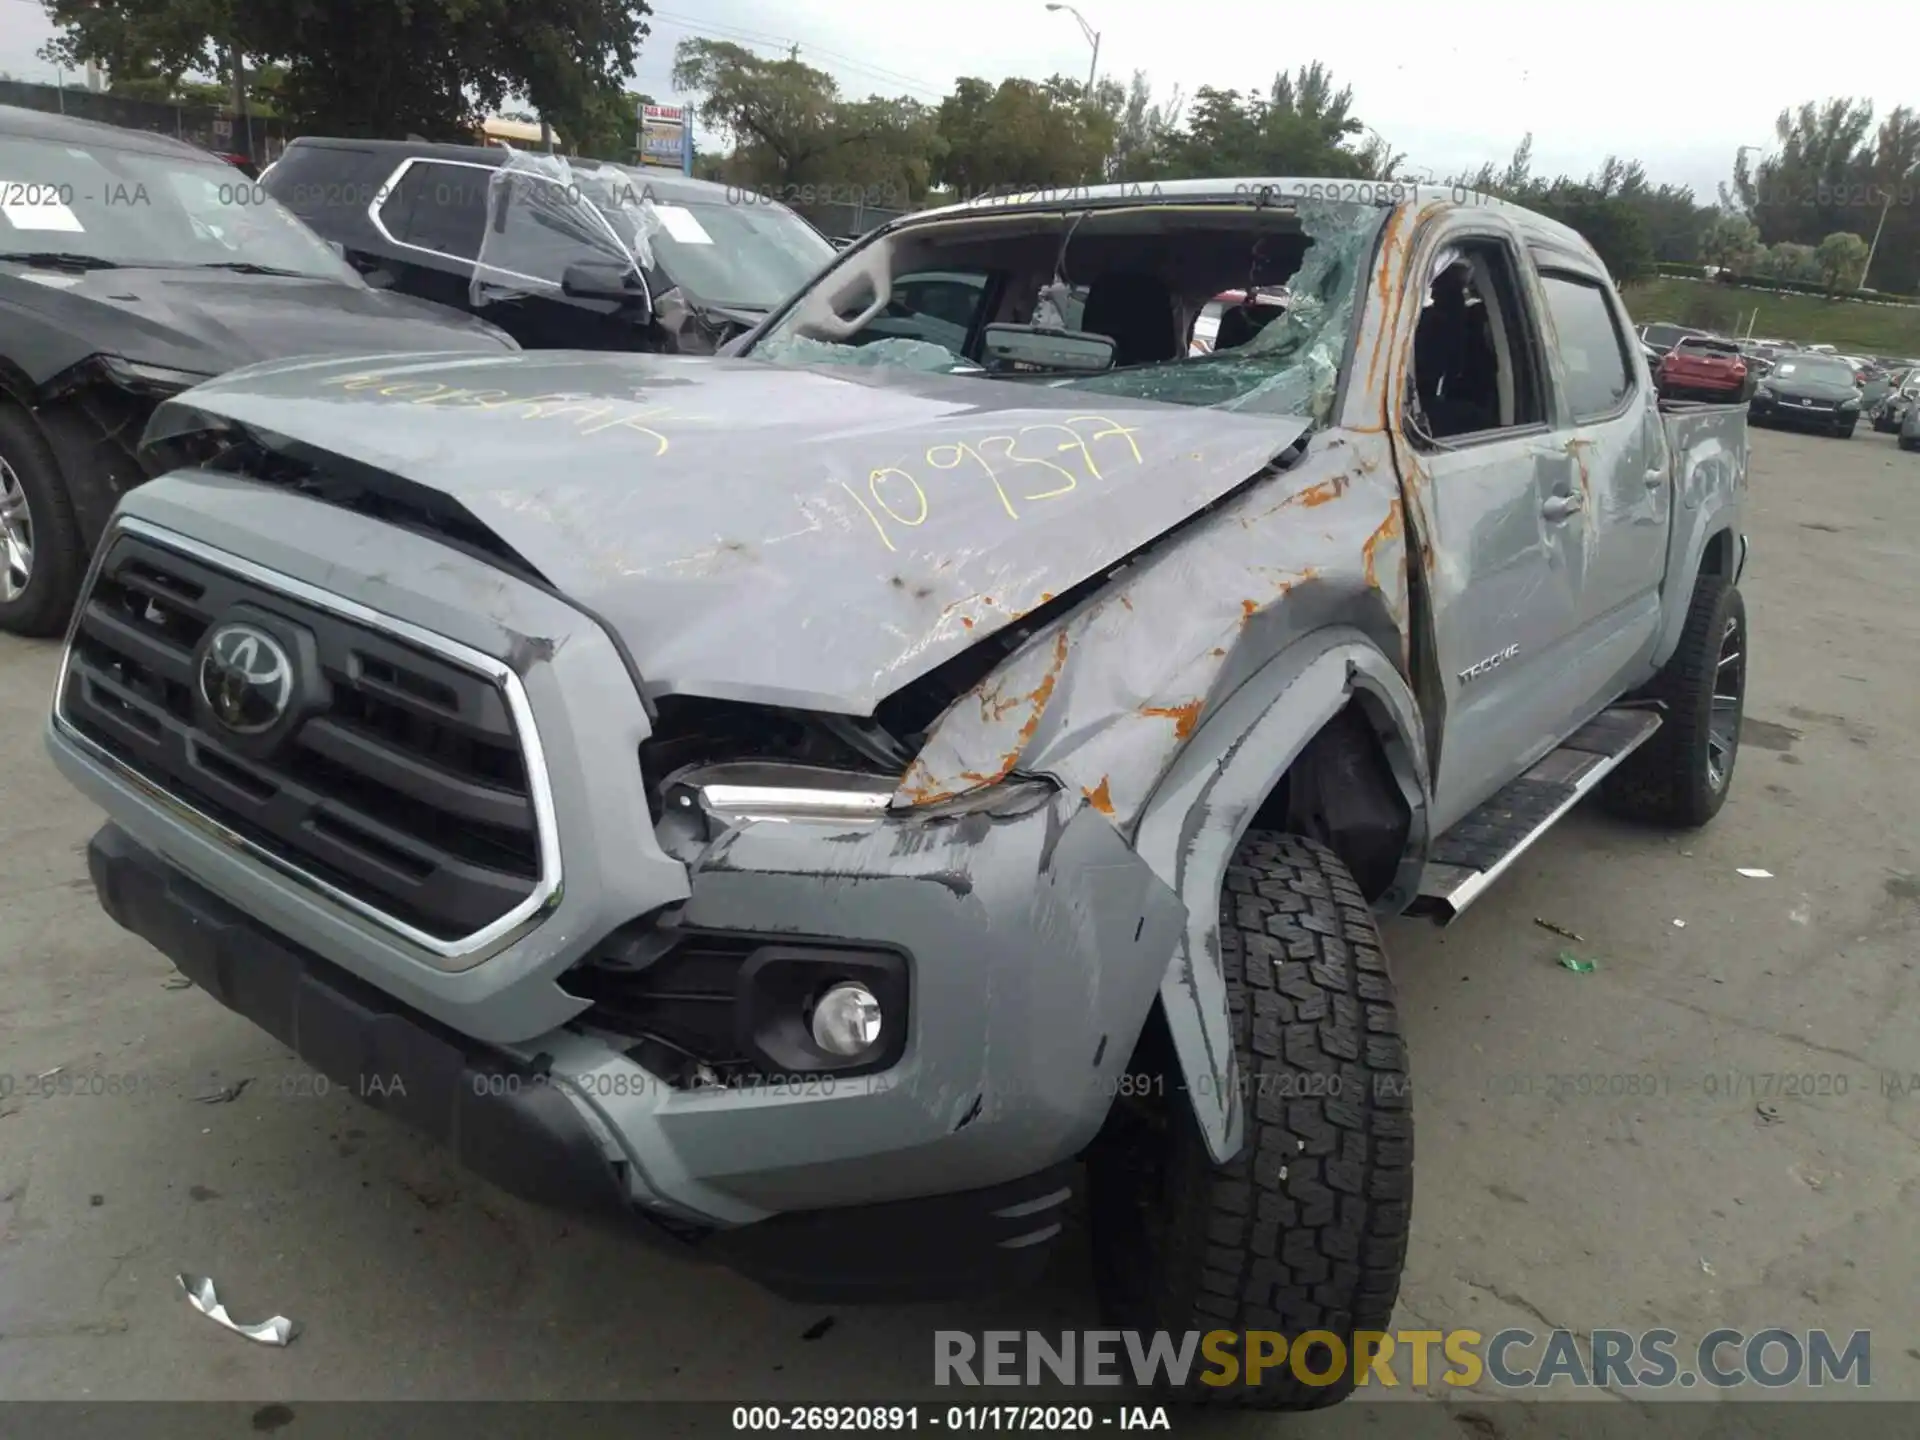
[749,198,1387,423]
[1070,201,1383,419]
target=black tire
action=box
[0,403,84,637]
[1087,833,1411,1410]
[1602,575,1745,828]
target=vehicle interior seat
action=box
[1080,271,1181,366]
[1213,303,1265,352]
[1414,262,1502,437]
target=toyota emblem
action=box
[198,622,295,734]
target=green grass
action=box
[1620,276,1920,356]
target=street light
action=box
[1044,3,1101,98]
[1861,161,1918,292]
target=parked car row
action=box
[1747,352,1868,437]
[1632,315,1920,444]
[0,105,834,638]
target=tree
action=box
[1756,241,1821,283]
[675,38,941,202]
[1144,67,1376,183]
[933,74,1110,194]
[41,0,654,141]
[1106,69,1183,182]
[1815,230,1870,291]
[40,0,235,97]
[1453,136,1657,282]
[1700,213,1761,272]
[1732,99,1920,294]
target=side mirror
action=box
[982,323,1115,373]
[324,239,347,261]
[562,259,651,311]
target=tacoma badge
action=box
[1457,643,1519,685]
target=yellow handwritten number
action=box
[869,467,929,527]
[838,481,897,552]
[1066,415,1145,464]
[978,434,1078,501]
[925,441,1018,519]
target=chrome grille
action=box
[57,525,556,950]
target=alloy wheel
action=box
[1707,612,1744,792]
[0,456,33,603]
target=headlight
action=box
[664,763,892,823]
[98,356,214,397]
[663,761,1055,825]
[1755,383,1775,398]
[1841,396,1862,409]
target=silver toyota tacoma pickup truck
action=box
[46,179,1748,1407]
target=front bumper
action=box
[1750,395,1856,429]
[51,478,1189,1296]
[87,822,1081,1302]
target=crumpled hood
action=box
[5,264,514,376]
[147,350,1313,713]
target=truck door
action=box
[1399,228,1586,835]
[1529,255,1670,692]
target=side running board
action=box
[1411,707,1663,923]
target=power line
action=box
[648,8,946,100]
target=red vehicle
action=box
[1657,335,1748,401]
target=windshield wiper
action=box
[187,261,319,278]
[0,251,122,271]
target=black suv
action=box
[261,138,838,353]
[0,106,515,636]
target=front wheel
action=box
[1602,575,1746,828]
[1088,833,1411,1410]
[0,404,84,637]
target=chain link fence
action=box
[0,79,291,167]
[782,197,909,243]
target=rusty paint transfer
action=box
[896,427,1410,826]
[1140,699,1205,741]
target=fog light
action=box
[811,982,883,1056]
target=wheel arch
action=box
[1653,509,1741,671]
[1130,627,1431,1163]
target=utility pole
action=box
[1860,163,1916,292]
[228,41,254,164]
[1043,4,1100,99]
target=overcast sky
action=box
[1,0,1905,199]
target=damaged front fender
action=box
[894,427,1411,829]
[1132,630,1430,1162]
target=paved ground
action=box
[2,424,1917,1430]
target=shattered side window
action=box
[470,147,661,307]
[1061,200,1386,422]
